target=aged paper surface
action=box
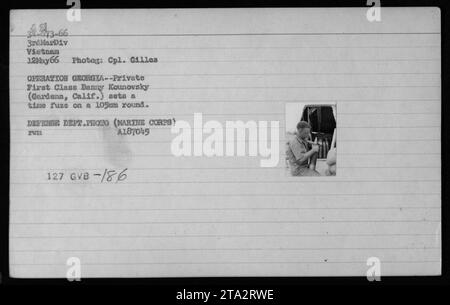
[10,8,441,278]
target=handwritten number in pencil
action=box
[100,168,128,183]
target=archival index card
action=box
[9,8,441,278]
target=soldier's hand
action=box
[311,144,320,153]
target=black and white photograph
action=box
[285,102,337,176]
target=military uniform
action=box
[286,136,321,176]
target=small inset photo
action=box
[285,102,337,176]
